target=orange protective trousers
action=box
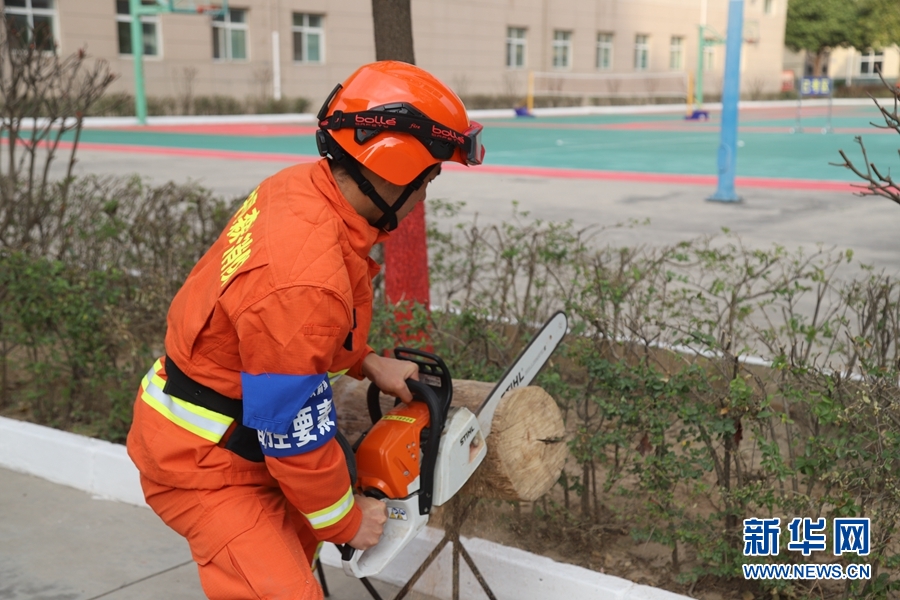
[140,474,325,600]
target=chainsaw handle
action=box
[365,378,444,516]
[363,349,452,424]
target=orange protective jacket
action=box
[127,159,386,545]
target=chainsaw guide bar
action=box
[475,311,568,438]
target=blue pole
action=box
[708,0,744,203]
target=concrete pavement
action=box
[0,465,435,600]
[0,466,434,600]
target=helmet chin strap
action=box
[320,132,430,232]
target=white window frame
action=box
[859,49,884,76]
[634,34,649,71]
[763,0,774,15]
[213,8,248,61]
[506,26,526,69]
[669,36,683,70]
[596,32,613,70]
[3,0,58,52]
[552,30,572,70]
[292,13,324,64]
[116,0,161,58]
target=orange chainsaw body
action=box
[355,401,432,499]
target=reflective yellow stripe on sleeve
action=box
[139,359,234,444]
[327,369,348,386]
[303,486,355,529]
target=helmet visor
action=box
[319,107,485,166]
[463,121,484,166]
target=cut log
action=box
[332,377,495,443]
[333,377,567,502]
[460,386,567,502]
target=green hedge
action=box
[2,186,898,598]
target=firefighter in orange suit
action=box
[126,61,484,599]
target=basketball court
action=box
[57,99,900,272]
[70,100,894,184]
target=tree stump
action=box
[333,377,567,502]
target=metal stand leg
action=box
[393,496,498,600]
[316,558,330,598]
[361,577,386,600]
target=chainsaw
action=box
[340,311,568,578]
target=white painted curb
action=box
[0,415,691,600]
[0,415,147,506]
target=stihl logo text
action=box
[459,426,476,446]
[503,371,524,394]
[356,115,396,127]
[432,125,464,144]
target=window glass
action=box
[230,29,246,59]
[213,27,224,58]
[292,31,303,61]
[306,32,320,62]
[6,13,29,48]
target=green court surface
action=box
[72,102,899,184]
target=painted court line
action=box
[439,162,858,192]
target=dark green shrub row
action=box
[86,92,311,117]
[0,175,244,440]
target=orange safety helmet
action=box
[316,61,484,187]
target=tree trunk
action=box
[371,0,415,64]
[334,378,568,502]
[370,0,424,341]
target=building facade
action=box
[5,0,788,109]
[827,46,900,85]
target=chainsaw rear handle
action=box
[392,347,453,414]
[365,378,444,516]
[364,347,452,423]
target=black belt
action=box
[163,356,265,463]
